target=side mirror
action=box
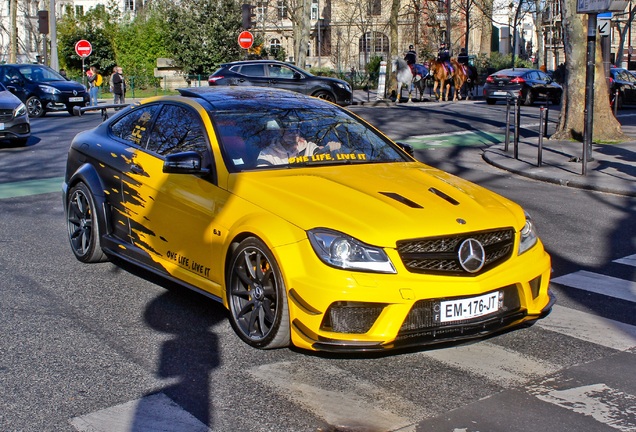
[293,72,302,80]
[396,142,415,157]
[163,151,210,174]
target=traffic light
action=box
[241,4,255,29]
[37,10,49,34]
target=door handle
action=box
[130,164,145,175]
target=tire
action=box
[66,182,108,263]
[26,96,45,118]
[312,90,336,103]
[11,138,28,146]
[226,237,290,349]
[486,98,496,105]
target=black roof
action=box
[176,86,332,110]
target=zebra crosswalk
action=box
[70,254,636,432]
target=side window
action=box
[109,105,160,147]
[145,104,209,157]
[268,64,295,78]
[238,65,266,77]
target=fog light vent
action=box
[529,275,542,299]
[321,302,386,334]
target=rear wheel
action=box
[226,237,290,349]
[26,96,45,118]
[66,182,108,263]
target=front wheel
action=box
[226,237,290,349]
[66,182,108,263]
[26,96,45,118]
[312,90,336,103]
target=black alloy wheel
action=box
[66,182,108,263]
[227,237,290,349]
[313,90,336,103]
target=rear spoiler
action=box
[73,103,133,121]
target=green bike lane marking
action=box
[0,177,64,199]
[402,130,505,150]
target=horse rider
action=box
[437,42,453,75]
[457,48,469,66]
[404,45,419,79]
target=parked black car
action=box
[208,60,353,106]
[608,67,636,109]
[483,68,562,105]
[0,81,30,146]
[0,64,89,118]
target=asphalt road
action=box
[0,102,634,432]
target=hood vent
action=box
[428,187,459,205]
[379,192,423,208]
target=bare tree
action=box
[552,0,626,141]
[613,5,636,68]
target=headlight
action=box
[308,228,396,273]
[14,103,27,117]
[518,212,538,255]
[335,82,351,92]
[38,84,60,94]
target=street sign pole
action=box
[583,13,597,176]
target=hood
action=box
[0,90,24,108]
[37,79,87,93]
[229,163,524,246]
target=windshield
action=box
[18,65,66,82]
[212,107,409,172]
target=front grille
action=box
[397,285,522,340]
[321,302,386,334]
[0,109,14,122]
[396,228,515,275]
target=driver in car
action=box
[257,123,341,166]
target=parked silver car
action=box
[0,81,30,146]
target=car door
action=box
[121,101,230,298]
[231,64,269,88]
[265,63,307,94]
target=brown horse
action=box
[450,59,468,101]
[428,59,452,101]
[429,59,468,101]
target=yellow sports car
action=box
[63,87,554,352]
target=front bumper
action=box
[276,238,553,352]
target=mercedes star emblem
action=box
[458,238,486,273]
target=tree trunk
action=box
[478,0,492,55]
[387,0,400,98]
[552,0,626,142]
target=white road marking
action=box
[613,254,636,267]
[552,270,636,303]
[70,392,209,432]
[536,305,636,351]
[529,382,636,432]
[421,341,560,387]
[249,361,421,432]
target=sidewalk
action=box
[482,138,636,197]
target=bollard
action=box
[613,88,619,116]
[505,97,511,152]
[543,102,550,137]
[514,97,520,160]
[538,106,545,167]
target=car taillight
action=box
[486,76,495,83]
[208,76,224,85]
[510,77,526,84]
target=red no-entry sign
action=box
[75,40,92,58]
[238,31,254,49]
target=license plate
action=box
[439,291,500,322]
[493,91,508,96]
[0,123,4,130]
[68,97,84,102]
